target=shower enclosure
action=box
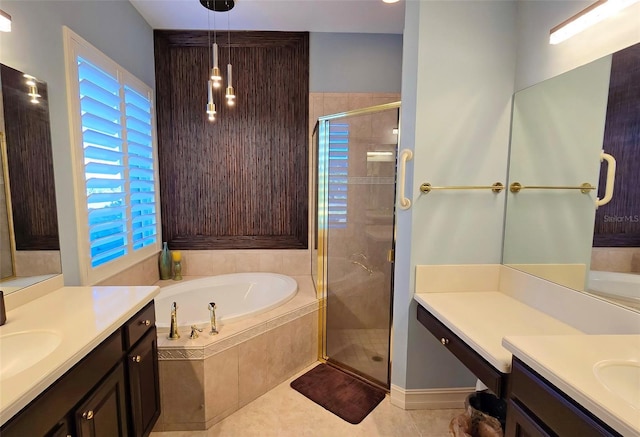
[312,102,400,389]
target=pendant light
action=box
[225,6,236,106]
[205,6,216,121]
[201,0,236,120]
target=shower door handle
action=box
[398,149,413,210]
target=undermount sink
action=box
[593,360,640,408]
[0,330,62,380]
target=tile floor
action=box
[150,362,463,437]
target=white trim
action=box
[63,26,161,285]
[389,384,473,410]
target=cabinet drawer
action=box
[417,304,508,397]
[508,358,620,437]
[124,301,155,349]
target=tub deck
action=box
[154,275,318,360]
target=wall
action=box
[310,32,403,93]
[393,0,640,393]
[514,1,640,91]
[393,0,517,390]
[0,0,155,285]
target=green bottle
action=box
[159,242,172,280]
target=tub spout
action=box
[168,301,180,340]
[208,302,219,335]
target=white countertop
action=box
[503,334,640,437]
[0,285,159,425]
[414,291,583,372]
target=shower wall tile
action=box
[347,93,374,111]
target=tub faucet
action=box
[208,302,219,335]
[168,301,180,340]
[189,325,203,339]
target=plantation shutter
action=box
[328,122,349,229]
[125,85,157,250]
[78,57,128,268]
[77,55,159,268]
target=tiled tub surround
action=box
[591,247,640,273]
[152,275,319,432]
[97,249,312,287]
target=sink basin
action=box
[593,360,640,408]
[0,330,62,380]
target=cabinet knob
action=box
[140,319,151,326]
[131,355,142,363]
[83,410,94,420]
[440,338,449,345]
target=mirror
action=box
[503,42,640,312]
[0,63,61,294]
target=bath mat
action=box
[290,363,386,424]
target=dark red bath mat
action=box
[290,363,386,424]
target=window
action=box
[328,122,349,229]
[64,27,160,284]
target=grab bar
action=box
[509,182,595,193]
[596,150,616,208]
[420,182,504,194]
[398,149,413,210]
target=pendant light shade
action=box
[211,43,222,88]
[225,63,235,106]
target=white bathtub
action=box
[587,271,640,307]
[154,273,298,328]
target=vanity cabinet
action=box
[417,304,509,397]
[1,300,160,437]
[505,358,621,437]
[74,363,129,437]
[126,328,160,437]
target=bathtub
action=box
[154,272,298,328]
[587,270,640,308]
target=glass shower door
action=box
[317,102,399,388]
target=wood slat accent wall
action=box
[594,43,640,247]
[154,31,309,249]
[1,64,59,250]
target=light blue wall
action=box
[393,0,518,389]
[0,0,155,285]
[310,32,402,93]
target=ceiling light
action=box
[382,0,400,3]
[0,9,10,32]
[550,0,640,44]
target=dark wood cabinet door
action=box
[505,399,553,437]
[44,418,72,437]
[127,327,160,437]
[75,363,129,437]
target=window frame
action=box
[63,26,161,285]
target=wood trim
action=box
[389,384,473,410]
[154,31,309,250]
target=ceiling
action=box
[129,0,405,34]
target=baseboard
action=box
[389,384,474,410]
